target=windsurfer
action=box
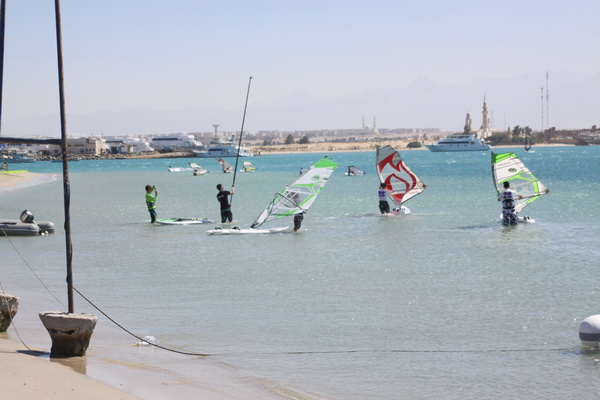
[293,212,305,231]
[216,183,235,223]
[498,181,523,225]
[378,182,391,214]
[145,185,158,223]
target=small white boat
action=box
[425,135,491,152]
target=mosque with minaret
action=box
[464,96,492,139]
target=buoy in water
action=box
[579,315,600,347]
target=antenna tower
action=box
[546,72,549,128]
[540,87,544,133]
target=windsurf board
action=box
[156,218,213,225]
[207,226,290,235]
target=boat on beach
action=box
[425,134,491,152]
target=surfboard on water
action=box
[156,218,213,225]
[168,167,193,172]
[207,226,290,235]
[497,214,536,224]
[381,206,411,216]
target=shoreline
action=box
[0,334,140,399]
[0,171,57,193]
[0,142,581,399]
[1,173,292,399]
[4,141,577,162]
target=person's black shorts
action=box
[379,201,390,214]
[220,209,232,223]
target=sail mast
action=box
[231,76,252,205]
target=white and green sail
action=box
[250,157,338,228]
[491,152,548,213]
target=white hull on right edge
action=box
[425,135,491,152]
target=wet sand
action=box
[0,334,140,399]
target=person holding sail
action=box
[293,212,305,231]
[498,181,523,225]
[216,183,235,223]
[378,182,392,214]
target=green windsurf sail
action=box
[491,152,548,213]
[250,157,338,228]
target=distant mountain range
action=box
[3,71,598,137]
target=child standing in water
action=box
[145,185,158,223]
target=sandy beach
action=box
[0,171,43,191]
[0,334,139,399]
[2,172,135,398]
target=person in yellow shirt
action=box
[145,185,158,223]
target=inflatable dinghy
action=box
[0,210,55,236]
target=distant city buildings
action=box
[2,104,598,158]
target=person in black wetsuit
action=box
[216,183,235,223]
[293,212,305,231]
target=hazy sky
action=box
[2,0,599,131]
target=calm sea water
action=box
[2,146,600,399]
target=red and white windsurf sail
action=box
[376,145,426,207]
[216,158,233,173]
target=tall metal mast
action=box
[546,72,549,129]
[540,87,544,133]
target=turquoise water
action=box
[2,146,600,399]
